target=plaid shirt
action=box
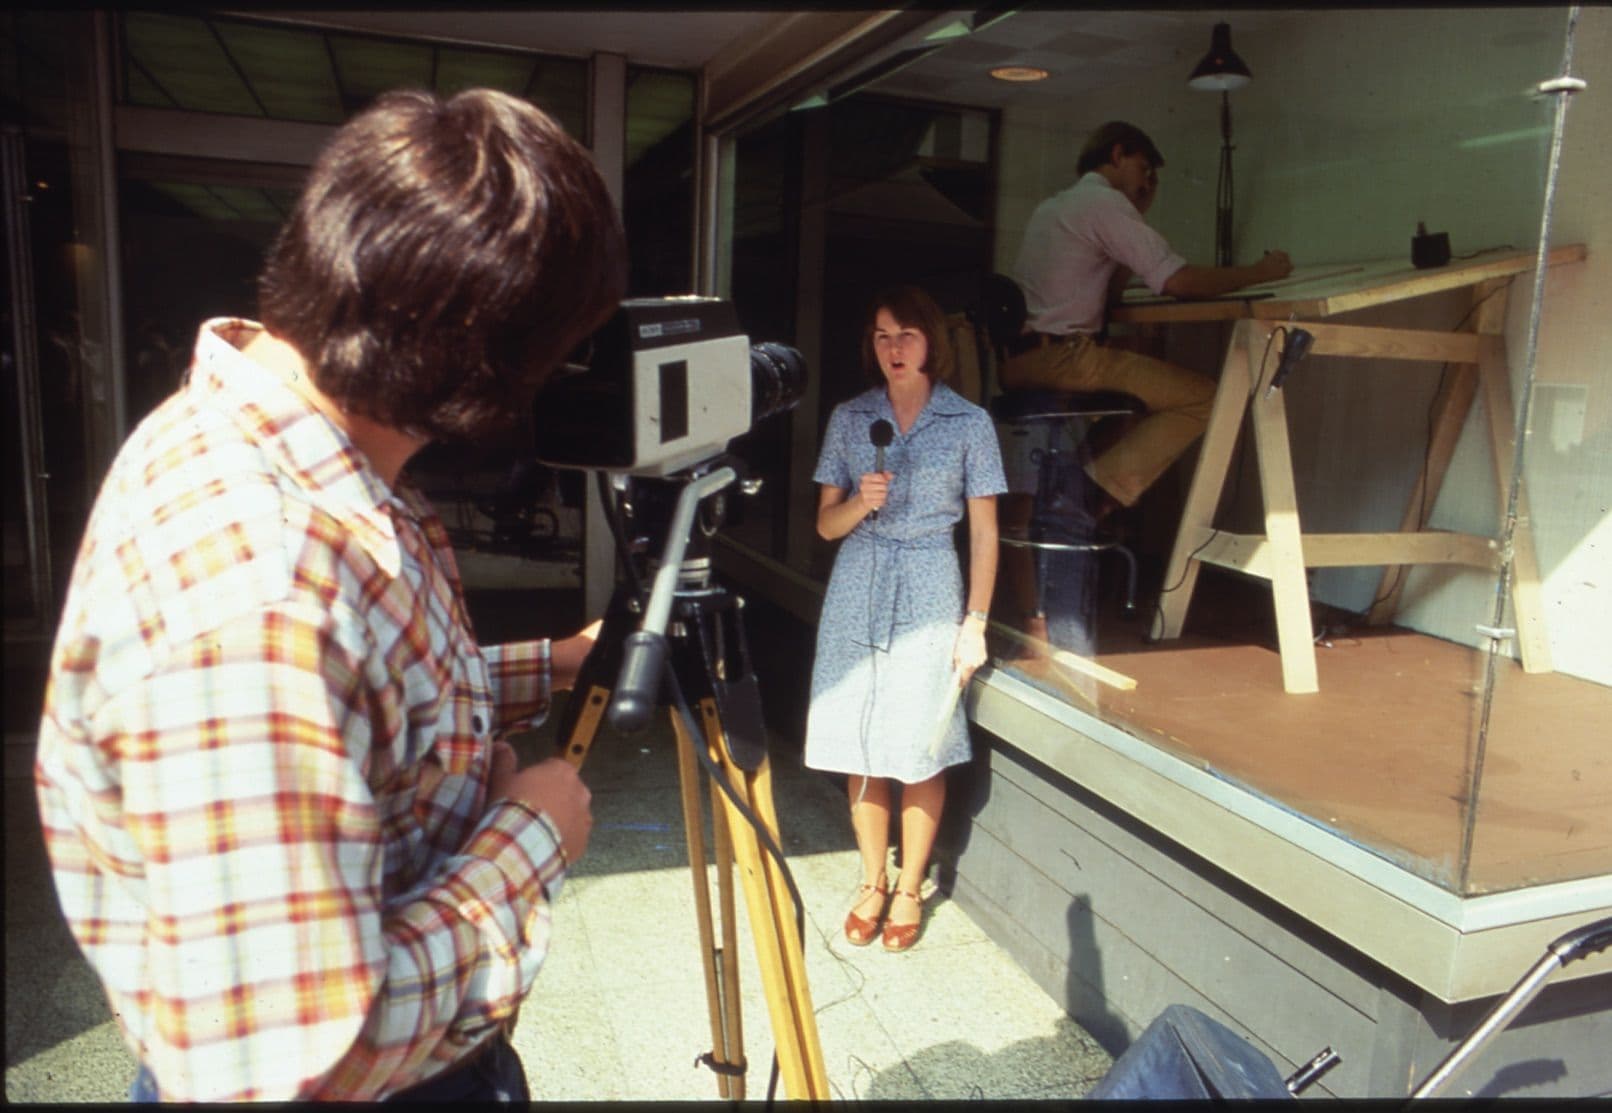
[36,319,564,1101]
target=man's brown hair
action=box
[1076,120,1165,177]
[258,88,627,442]
[861,285,953,385]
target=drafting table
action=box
[1108,245,1587,694]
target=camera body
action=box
[533,296,804,477]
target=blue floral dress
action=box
[805,382,1007,782]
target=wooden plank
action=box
[1111,246,1585,327]
[1477,334,1552,673]
[1196,530,1499,576]
[1258,320,1484,365]
[1367,276,1508,623]
[1248,383,1320,693]
[1252,245,1587,320]
[1154,320,1258,640]
[1193,530,1271,577]
[1303,531,1499,569]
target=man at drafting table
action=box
[1003,120,1293,521]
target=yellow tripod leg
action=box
[559,685,611,769]
[671,708,744,1098]
[708,774,746,1099]
[699,700,830,1100]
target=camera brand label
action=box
[639,318,702,339]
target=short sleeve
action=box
[813,405,853,490]
[963,410,1008,498]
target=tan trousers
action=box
[998,333,1214,507]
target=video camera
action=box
[532,296,806,477]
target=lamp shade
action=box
[1187,22,1251,91]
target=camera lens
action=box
[748,342,807,423]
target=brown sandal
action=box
[882,887,925,952]
[843,881,889,946]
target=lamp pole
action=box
[1188,22,1250,268]
[1216,90,1234,267]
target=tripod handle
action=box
[610,629,668,732]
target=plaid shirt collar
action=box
[192,319,408,577]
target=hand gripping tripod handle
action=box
[610,629,668,732]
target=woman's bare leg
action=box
[848,775,892,920]
[890,772,945,928]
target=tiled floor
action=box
[5,703,1112,1103]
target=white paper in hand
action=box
[926,668,966,759]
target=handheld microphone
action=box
[868,419,894,521]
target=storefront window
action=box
[724,95,997,567]
[715,7,1607,898]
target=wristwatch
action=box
[965,609,989,623]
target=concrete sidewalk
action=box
[5,703,1112,1102]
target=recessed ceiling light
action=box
[989,65,1050,83]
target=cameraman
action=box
[35,89,626,1101]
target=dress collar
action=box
[845,381,972,436]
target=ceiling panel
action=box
[327,34,434,105]
[435,46,537,99]
[124,12,260,115]
[214,21,343,123]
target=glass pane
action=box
[724,95,996,571]
[725,111,796,560]
[4,10,106,639]
[521,60,588,140]
[719,7,1601,897]
[1466,12,1608,895]
[119,172,288,426]
[624,67,695,296]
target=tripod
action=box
[553,465,829,1101]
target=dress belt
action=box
[852,531,953,652]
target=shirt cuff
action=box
[464,797,569,911]
[1142,254,1189,295]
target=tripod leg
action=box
[559,685,610,768]
[670,708,742,1098]
[698,699,831,1100]
[708,778,745,1100]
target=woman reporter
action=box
[804,285,1006,952]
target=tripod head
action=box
[600,455,763,733]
